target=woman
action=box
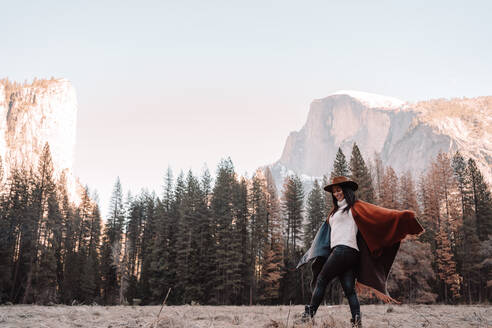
[296,176,423,327]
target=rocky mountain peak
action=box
[269,92,492,193]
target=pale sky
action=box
[2,1,492,216]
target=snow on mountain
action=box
[328,90,407,109]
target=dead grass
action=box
[0,304,490,328]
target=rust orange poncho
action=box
[351,200,424,303]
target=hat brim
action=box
[323,181,358,192]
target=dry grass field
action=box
[0,304,490,328]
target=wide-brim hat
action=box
[323,176,358,192]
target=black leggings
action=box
[310,245,360,319]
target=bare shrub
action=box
[153,315,193,328]
[318,314,345,328]
[263,319,286,328]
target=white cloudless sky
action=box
[2,0,492,216]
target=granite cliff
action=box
[0,78,78,196]
[269,91,492,192]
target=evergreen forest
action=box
[0,142,491,305]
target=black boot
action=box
[350,313,362,328]
[295,305,316,324]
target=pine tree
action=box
[233,177,250,305]
[452,151,480,303]
[418,170,439,246]
[58,173,80,304]
[452,152,473,219]
[435,153,461,233]
[168,172,185,302]
[77,186,99,303]
[80,190,102,304]
[399,171,419,213]
[23,143,56,303]
[258,167,284,304]
[210,158,242,304]
[148,167,174,303]
[88,197,102,258]
[468,158,492,240]
[124,195,144,303]
[436,224,461,302]
[85,202,102,303]
[197,167,217,304]
[77,186,93,253]
[304,180,325,248]
[101,177,125,304]
[281,174,305,304]
[157,171,184,304]
[0,164,20,302]
[475,238,492,302]
[322,175,332,214]
[331,148,349,178]
[0,154,10,303]
[373,152,384,205]
[426,153,462,303]
[138,192,157,304]
[175,171,203,303]
[40,183,63,304]
[5,168,34,303]
[163,166,174,213]
[380,166,399,209]
[108,177,125,242]
[249,171,269,303]
[349,143,375,203]
[282,174,304,257]
[258,244,283,304]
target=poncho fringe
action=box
[355,281,401,304]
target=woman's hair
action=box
[328,185,357,217]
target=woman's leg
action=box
[339,268,361,320]
[309,246,359,314]
[310,257,326,292]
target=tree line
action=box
[0,142,490,305]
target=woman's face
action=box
[332,185,345,202]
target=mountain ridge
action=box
[267,92,492,193]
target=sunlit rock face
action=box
[269,91,492,192]
[0,78,78,196]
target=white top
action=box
[329,199,359,251]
